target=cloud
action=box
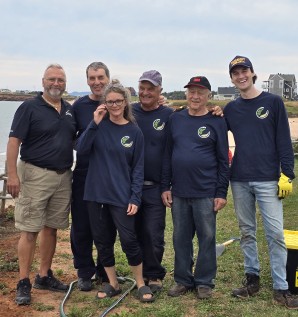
[0,0,298,92]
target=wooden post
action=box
[0,161,10,215]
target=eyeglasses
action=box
[105,99,125,107]
[45,78,66,84]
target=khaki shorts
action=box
[14,160,72,232]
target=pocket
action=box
[14,197,31,225]
[23,164,37,182]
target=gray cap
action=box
[139,70,162,86]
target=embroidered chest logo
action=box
[153,119,165,131]
[256,107,269,119]
[198,126,210,139]
[66,110,73,117]
[121,136,133,148]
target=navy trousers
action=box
[70,169,107,279]
[87,202,142,267]
[135,184,166,280]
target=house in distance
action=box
[263,73,297,100]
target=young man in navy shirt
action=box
[224,55,298,309]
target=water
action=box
[0,101,77,186]
[0,101,21,175]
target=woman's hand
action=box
[93,104,108,125]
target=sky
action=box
[1,0,298,94]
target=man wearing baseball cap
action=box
[224,55,298,309]
[161,76,229,299]
[133,70,173,293]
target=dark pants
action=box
[88,202,142,267]
[70,169,107,279]
[135,184,166,280]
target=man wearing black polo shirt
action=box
[6,64,76,305]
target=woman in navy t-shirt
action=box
[77,79,154,302]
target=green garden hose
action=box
[59,276,136,317]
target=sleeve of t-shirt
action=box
[9,102,31,140]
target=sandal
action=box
[137,285,155,303]
[96,283,121,299]
[148,279,163,293]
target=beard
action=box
[47,87,64,99]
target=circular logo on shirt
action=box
[121,136,133,148]
[256,107,269,119]
[198,126,210,138]
[153,119,165,131]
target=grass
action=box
[32,302,55,312]
[166,100,298,117]
[61,160,298,317]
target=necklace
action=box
[42,95,61,111]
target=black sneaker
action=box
[33,269,68,292]
[273,289,298,309]
[77,277,92,291]
[232,273,260,298]
[15,278,32,305]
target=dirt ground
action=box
[1,119,298,317]
[0,206,77,317]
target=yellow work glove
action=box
[277,173,293,199]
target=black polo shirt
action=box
[9,93,77,170]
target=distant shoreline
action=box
[0,93,76,102]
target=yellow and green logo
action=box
[256,107,269,119]
[153,119,165,131]
[198,126,210,139]
[121,136,133,148]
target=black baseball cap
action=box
[184,76,211,90]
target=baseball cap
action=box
[139,70,162,86]
[184,76,211,91]
[229,55,253,73]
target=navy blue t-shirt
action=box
[224,92,295,181]
[77,118,144,207]
[133,103,173,183]
[9,93,76,170]
[72,95,100,170]
[161,109,229,199]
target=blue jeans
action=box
[172,196,216,288]
[231,181,288,290]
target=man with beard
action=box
[6,64,76,305]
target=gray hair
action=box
[43,63,66,80]
[86,62,110,79]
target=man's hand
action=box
[127,203,138,216]
[7,174,20,198]
[214,198,227,212]
[158,95,167,106]
[161,191,172,208]
[208,105,223,117]
[277,173,293,199]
